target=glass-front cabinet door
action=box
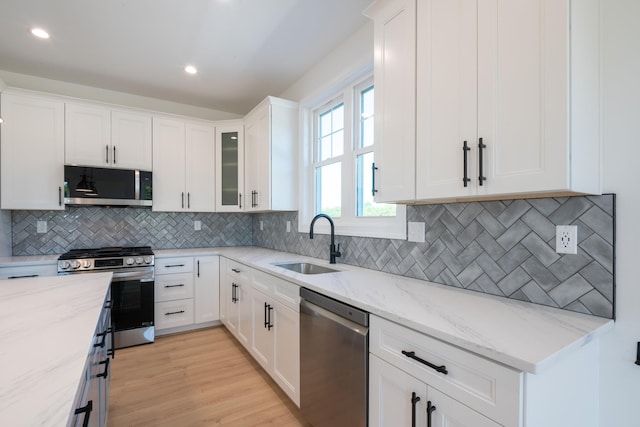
[216,122,245,212]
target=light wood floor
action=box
[108,326,310,426]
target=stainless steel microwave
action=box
[64,165,152,207]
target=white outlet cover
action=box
[36,220,47,234]
[286,221,291,233]
[556,225,578,254]
[260,220,264,231]
[194,220,202,231]
[407,222,426,243]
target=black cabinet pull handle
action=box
[74,400,93,427]
[231,268,240,273]
[371,162,379,196]
[267,304,273,330]
[104,300,113,309]
[411,391,420,427]
[107,327,115,359]
[8,274,38,279]
[59,186,62,206]
[197,260,200,277]
[97,357,110,379]
[402,350,448,375]
[478,137,486,186]
[164,264,185,268]
[188,192,191,209]
[231,283,238,303]
[94,330,108,348]
[165,310,185,316]
[105,145,109,163]
[238,193,242,209]
[113,146,116,164]
[264,302,269,328]
[164,284,185,288]
[462,141,471,187]
[427,400,436,427]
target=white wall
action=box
[0,70,241,121]
[599,0,640,425]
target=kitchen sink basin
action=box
[274,262,338,275]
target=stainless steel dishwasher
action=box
[300,287,369,427]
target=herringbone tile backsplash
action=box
[252,195,615,318]
[11,194,614,318]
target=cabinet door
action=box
[416,0,478,199]
[111,110,152,170]
[367,0,417,203]
[216,124,245,212]
[185,122,216,212]
[237,281,253,348]
[65,102,111,168]
[244,105,270,211]
[272,301,300,405]
[0,93,65,210]
[194,256,220,324]
[477,0,569,196]
[428,387,500,427]
[250,289,273,370]
[370,354,427,427]
[152,117,186,211]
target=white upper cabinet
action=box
[367,0,602,202]
[66,103,152,170]
[1,92,65,210]
[152,116,216,212]
[244,96,298,212]
[365,0,417,203]
[215,121,245,212]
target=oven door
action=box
[111,268,154,348]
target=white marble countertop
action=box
[0,272,112,427]
[161,246,612,374]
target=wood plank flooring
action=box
[108,326,310,426]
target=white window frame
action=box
[298,72,406,240]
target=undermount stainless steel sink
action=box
[274,262,338,275]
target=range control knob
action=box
[70,260,81,269]
[82,260,92,269]
[143,256,153,264]
[125,257,135,266]
[60,261,70,270]
[135,257,143,265]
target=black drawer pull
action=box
[231,268,240,273]
[165,310,185,316]
[104,300,113,309]
[164,264,185,268]
[8,274,38,279]
[97,358,110,379]
[74,400,93,427]
[401,350,448,375]
[164,284,185,288]
[94,330,107,348]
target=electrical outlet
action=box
[260,220,264,231]
[194,220,202,231]
[286,221,291,233]
[407,221,426,243]
[556,225,578,254]
[36,221,47,234]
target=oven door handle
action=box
[111,270,154,282]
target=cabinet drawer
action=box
[370,315,521,426]
[0,263,57,280]
[155,273,194,302]
[155,257,193,274]
[252,269,299,310]
[155,299,194,330]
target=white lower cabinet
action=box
[219,257,300,406]
[0,263,57,280]
[154,255,219,334]
[370,315,602,427]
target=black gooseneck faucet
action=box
[309,213,341,264]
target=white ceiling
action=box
[0,0,371,115]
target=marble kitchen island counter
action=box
[0,272,112,426]
[214,246,613,374]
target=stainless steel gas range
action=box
[58,246,155,349]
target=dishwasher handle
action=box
[301,299,368,336]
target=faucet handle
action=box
[334,243,341,257]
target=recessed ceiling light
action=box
[184,65,198,75]
[31,28,50,39]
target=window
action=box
[301,75,406,240]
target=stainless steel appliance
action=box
[300,287,369,427]
[64,165,152,207]
[58,246,155,349]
